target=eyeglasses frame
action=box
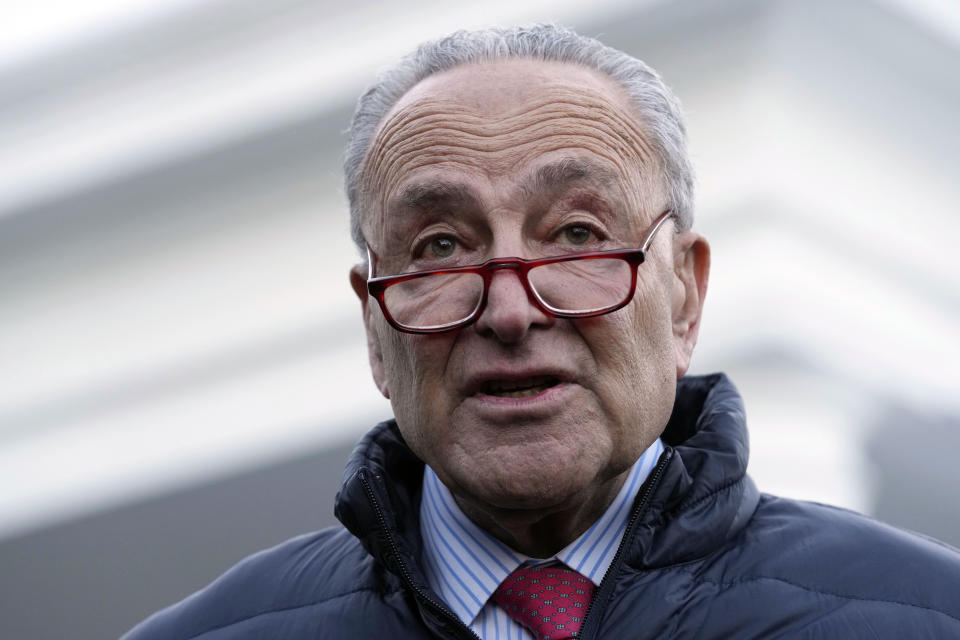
[366,209,675,334]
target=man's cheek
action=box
[380,326,412,376]
[383,335,444,420]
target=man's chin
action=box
[450,465,594,519]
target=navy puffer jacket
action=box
[124,373,960,638]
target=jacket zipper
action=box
[577,448,674,639]
[358,469,481,640]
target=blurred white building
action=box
[0,1,958,638]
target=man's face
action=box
[351,60,706,522]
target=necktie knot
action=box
[492,564,595,640]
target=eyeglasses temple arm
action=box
[640,210,676,253]
[365,246,375,281]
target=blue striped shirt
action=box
[420,438,665,640]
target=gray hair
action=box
[344,24,693,250]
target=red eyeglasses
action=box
[366,210,674,334]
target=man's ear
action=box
[670,232,710,378]
[350,264,390,399]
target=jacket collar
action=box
[630,372,760,567]
[334,372,759,579]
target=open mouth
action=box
[481,376,560,398]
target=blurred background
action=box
[1,0,958,638]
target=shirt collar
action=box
[419,438,665,627]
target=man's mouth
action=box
[481,376,560,398]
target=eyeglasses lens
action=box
[528,259,632,313]
[383,272,485,330]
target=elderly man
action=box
[126,25,960,639]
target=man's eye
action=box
[426,236,457,258]
[561,225,595,245]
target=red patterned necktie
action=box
[492,564,596,640]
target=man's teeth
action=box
[492,385,550,398]
[483,378,557,397]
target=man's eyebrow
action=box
[396,181,480,212]
[520,157,620,198]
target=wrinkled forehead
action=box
[359,59,661,243]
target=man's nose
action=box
[472,267,553,343]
